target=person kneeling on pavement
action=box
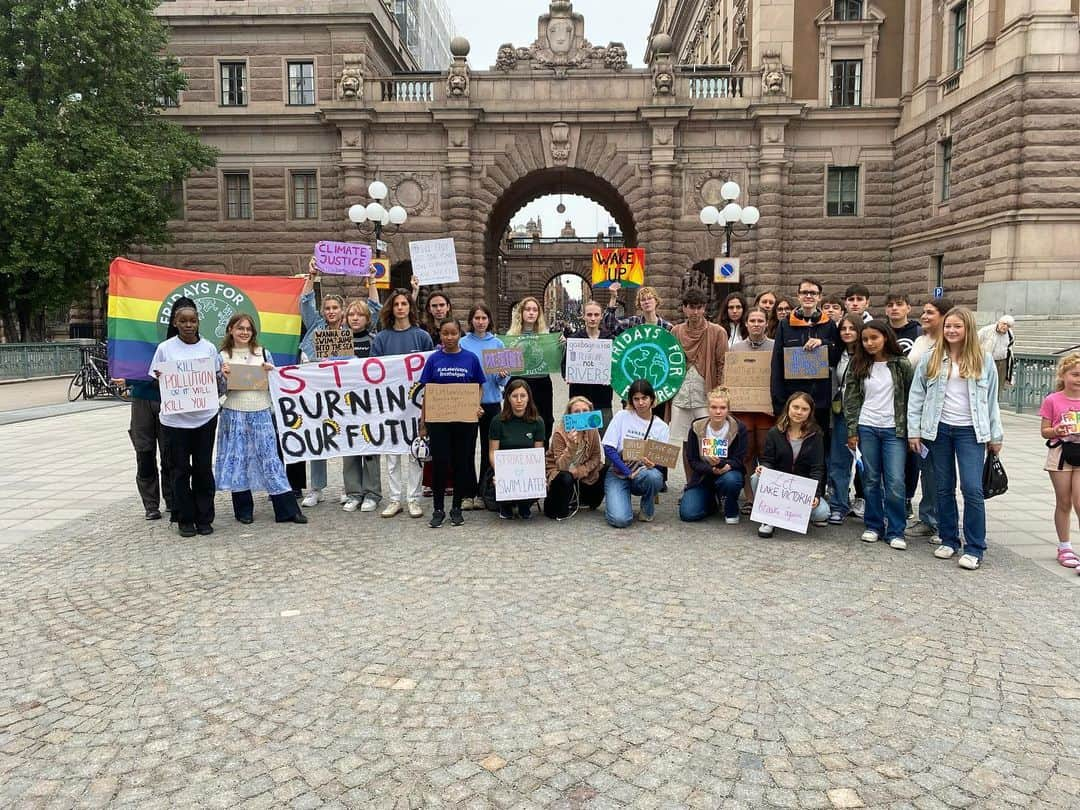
[679,387,748,524]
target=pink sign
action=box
[313,241,373,276]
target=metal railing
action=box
[505,235,625,251]
[1001,353,1059,414]
[0,340,95,381]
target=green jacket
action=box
[842,356,914,440]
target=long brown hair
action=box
[850,319,903,380]
[775,392,819,435]
[380,289,418,330]
[500,379,540,422]
[220,313,262,358]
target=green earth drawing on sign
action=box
[610,324,687,404]
[157,281,260,342]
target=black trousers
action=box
[544,470,605,519]
[129,398,173,513]
[162,417,218,528]
[512,375,554,443]
[231,490,301,522]
[428,422,477,511]
[476,402,501,483]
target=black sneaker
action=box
[498,506,514,520]
[145,508,162,521]
[236,516,254,525]
[519,504,533,520]
[196,524,214,536]
[429,510,446,528]
[449,509,464,526]
[178,523,196,538]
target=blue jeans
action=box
[916,450,938,529]
[858,426,907,540]
[927,423,987,558]
[827,411,853,515]
[679,470,745,521]
[605,467,664,528]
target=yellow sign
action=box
[592,248,645,290]
[370,257,390,290]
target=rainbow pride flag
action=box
[108,258,306,380]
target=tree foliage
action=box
[0,0,217,339]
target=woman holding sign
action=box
[602,379,671,528]
[679,387,748,524]
[545,396,605,520]
[489,380,547,520]
[507,297,556,444]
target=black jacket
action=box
[891,320,922,356]
[770,309,840,413]
[683,415,749,490]
[759,426,827,496]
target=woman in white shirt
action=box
[602,380,670,528]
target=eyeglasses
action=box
[798,290,820,297]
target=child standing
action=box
[827,314,863,524]
[1039,352,1080,572]
[460,304,509,505]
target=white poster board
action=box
[565,338,613,386]
[749,468,818,534]
[157,356,217,416]
[409,238,459,285]
[494,448,547,502]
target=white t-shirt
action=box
[705,421,731,458]
[151,336,222,429]
[858,362,896,429]
[602,408,671,451]
[908,335,934,368]
[941,363,974,426]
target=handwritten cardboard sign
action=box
[591,248,645,290]
[313,241,372,276]
[565,338,612,385]
[313,329,354,360]
[783,346,829,380]
[622,438,682,469]
[409,238,459,285]
[482,348,525,374]
[750,468,818,534]
[423,383,480,423]
[701,437,728,458]
[723,351,774,414]
[563,410,604,432]
[157,356,217,415]
[227,363,269,391]
[494,448,547,502]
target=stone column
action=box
[754,164,785,294]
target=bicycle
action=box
[68,342,129,402]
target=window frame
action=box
[286,59,316,106]
[289,170,319,220]
[951,1,968,73]
[829,59,863,107]
[826,166,860,217]
[218,60,248,107]
[940,138,953,203]
[223,171,252,220]
[833,0,863,21]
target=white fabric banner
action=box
[269,352,433,462]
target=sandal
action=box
[740,501,754,515]
[1057,548,1080,568]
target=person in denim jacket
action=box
[908,307,1004,570]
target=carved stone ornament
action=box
[494,1,628,75]
[551,122,571,164]
[694,172,739,208]
[447,60,469,98]
[339,54,365,100]
[383,173,437,216]
[936,116,948,140]
[761,49,786,96]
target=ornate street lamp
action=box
[699,180,760,259]
[348,180,407,258]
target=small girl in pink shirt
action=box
[1039,352,1080,571]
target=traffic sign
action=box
[714,257,740,284]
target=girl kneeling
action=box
[602,380,670,528]
[679,387,748,524]
[545,396,605,520]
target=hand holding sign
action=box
[409,238,459,285]
[313,241,373,276]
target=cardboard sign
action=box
[482,348,525,374]
[723,351,774,414]
[423,383,480,423]
[565,338,612,386]
[713,258,740,284]
[314,241,372,276]
[591,248,645,290]
[313,329,354,360]
[156,356,217,415]
[494,448,547,502]
[497,333,564,376]
[563,410,604,432]
[227,363,269,391]
[701,437,728,458]
[409,238,459,285]
[370,257,391,290]
[783,346,830,380]
[610,324,687,404]
[750,468,819,534]
[622,438,682,469]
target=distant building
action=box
[394,0,456,71]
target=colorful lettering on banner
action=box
[1061,411,1080,435]
[156,357,217,415]
[749,468,818,534]
[722,352,774,414]
[482,347,526,374]
[497,333,564,376]
[591,248,645,290]
[783,346,830,380]
[494,448,547,502]
[268,352,433,462]
[409,238,460,285]
[313,241,373,276]
[609,324,687,404]
[563,410,604,432]
[565,338,613,386]
[701,437,728,458]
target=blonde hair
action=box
[345,299,370,320]
[928,306,985,380]
[565,395,595,413]
[707,386,731,405]
[1055,352,1080,392]
[636,286,662,309]
[508,296,548,335]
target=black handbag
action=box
[982,453,1008,499]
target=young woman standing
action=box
[603,284,674,334]
[844,320,914,549]
[678,387,748,524]
[544,396,605,520]
[767,296,795,339]
[602,380,670,528]
[731,306,776,514]
[507,296,556,443]
[753,290,777,317]
[719,292,749,348]
[489,380,547,520]
[460,304,509,505]
[908,307,1003,570]
[1039,353,1080,572]
[340,299,382,513]
[827,314,863,524]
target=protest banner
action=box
[565,338,612,385]
[482,347,525,374]
[423,383,480,423]
[783,346,830,380]
[156,356,217,415]
[409,238,459,285]
[563,410,604,432]
[610,324,687,404]
[701,437,728,458]
[494,448,547,502]
[313,241,372,276]
[722,351,774,414]
[268,352,432,462]
[226,363,269,392]
[313,329,355,360]
[749,468,818,534]
[622,438,682,469]
[591,248,645,290]
[498,333,564,376]
[370,257,391,290]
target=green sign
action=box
[610,324,687,404]
[497,333,565,376]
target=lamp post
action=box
[348,180,408,258]
[698,180,760,259]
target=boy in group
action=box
[844,284,874,323]
[884,293,922,355]
[821,295,844,323]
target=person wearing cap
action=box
[978,315,1015,388]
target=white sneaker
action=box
[381,501,402,518]
[339,493,350,505]
[724,516,740,525]
[851,498,866,518]
[407,500,423,518]
[861,530,880,543]
[360,496,378,513]
[927,534,942,545]
[888,537,907,550]
[342,496,361,513]
[958,553,981,570]
[757,523,774,538]
[934,545,956,559]
[301,490,323,508]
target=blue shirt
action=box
[371,325,434,357]
[420,348,485,385]
[460,332,510,404]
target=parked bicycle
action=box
[68,342,128,401]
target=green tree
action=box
[0,0,217,340]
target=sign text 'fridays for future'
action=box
[156,356,217,415]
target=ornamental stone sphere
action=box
[450,36,470,58]
[651,34,673,55]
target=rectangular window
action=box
[952,2,967,72]
[224,172,251,219]
[833,0,863,20]
[287,61,315,105]
[158,89,180,108]
[220,61,247,106]
[829,60,862,107]
[291,172,318,219]
[941,138,953,202]
[827,166,859,216]
[935,255,945,290]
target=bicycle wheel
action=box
[67,369,86,402]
